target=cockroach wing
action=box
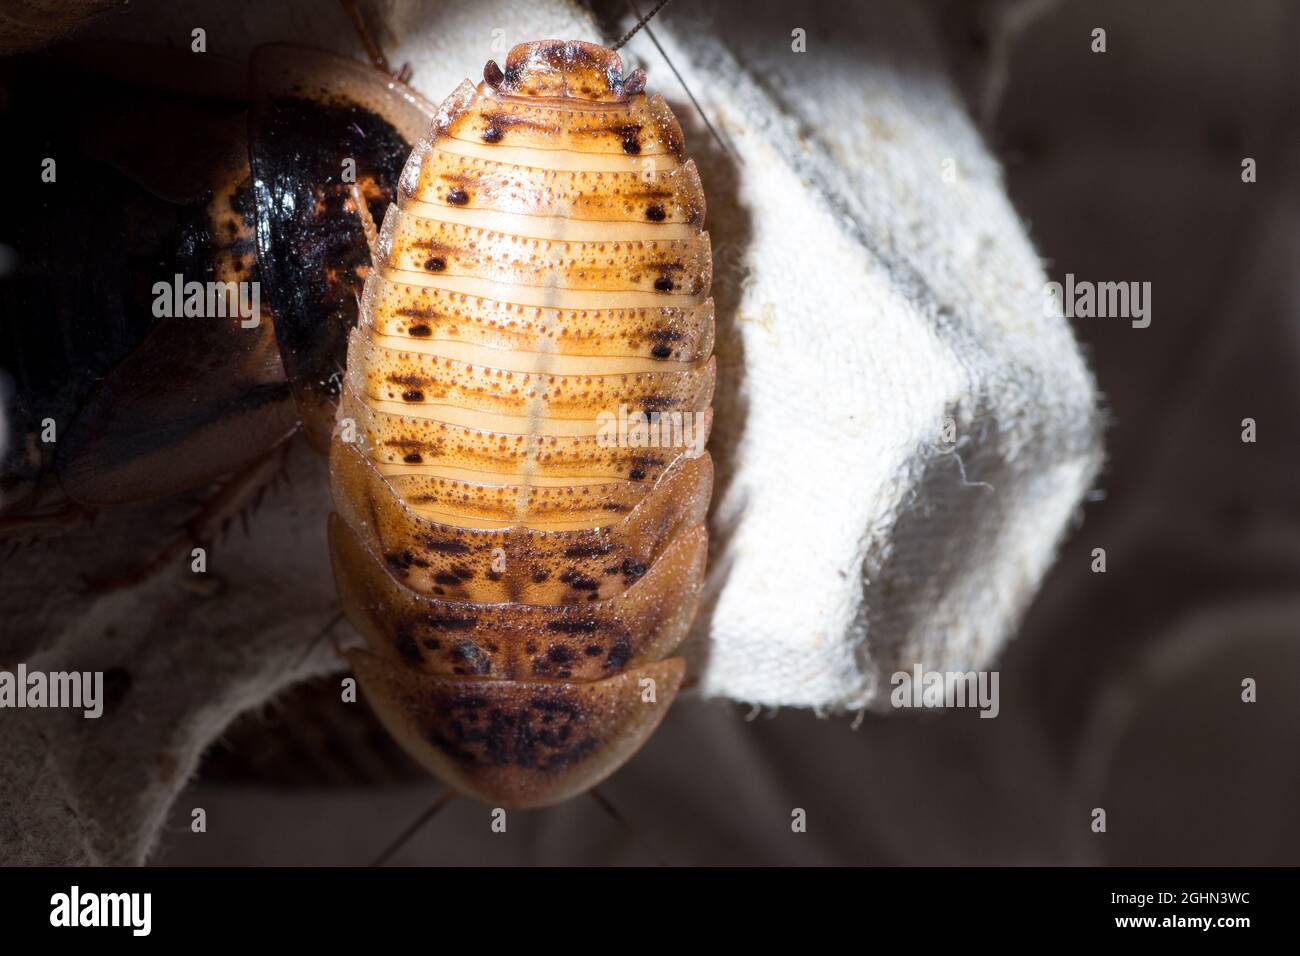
[329,40,714,807]
[248,44,436,452]
[0,55,298,506]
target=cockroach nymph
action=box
[330,39,715,808]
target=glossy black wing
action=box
[248,44,435,451]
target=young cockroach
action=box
[330,38,715,808]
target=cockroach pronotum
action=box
[331,37,714,808]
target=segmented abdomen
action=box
[329,40,714,807]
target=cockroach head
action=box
[483,40,645,101]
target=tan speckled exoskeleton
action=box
[329,40,714,808]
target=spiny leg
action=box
[339,0,413,83]
[0,478,93,559]
[349,183,381,263]
[83,439,293,592]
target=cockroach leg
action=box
[349,182,380,263]
[83,440,293,593]
[0,480,94,557]
[338,0,412,83]
[339,0,388,72]
[589,787,671,866]
[274,607,347,688]
[369,789,455,867]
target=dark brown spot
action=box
[386,550,417,571]
[434,572,463,586]
[621,558,647,582]
[605,637,633,672]
[646,204,666,221]
[564,542,614,559]
[547,646,577,665]
[629,467,646,480]
[402,389,424,402]
[483,60,505,88]
[429,615,476,631]
[532,569,550,583]
[651,344,672,359]
[424,256,446,272]
[427,539,471,555]
[545,620,599,634]
[395,630,421,664]
[403,452,423,464]
[408,324,431,337]
[622,135,641,155]
[654,276,674,292]
[482,126,503,143]
[447,188,469,205]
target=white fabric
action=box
[629,1,1101,709]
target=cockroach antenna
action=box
[611,0,673,51]
[274,608,345,688]
[370,789,455,866]
[620,0,738,162]
[589,787,671,865]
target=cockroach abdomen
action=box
[329,40,713,808]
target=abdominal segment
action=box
[329,40,714,807]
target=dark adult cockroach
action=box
[0,40,435,571]
[331,38,715,807]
